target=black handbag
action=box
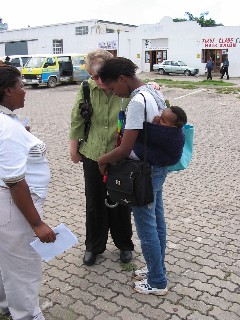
[105,93,154,207]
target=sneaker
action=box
[133,279,168,296]
[133,278,148,286]
[132,266,148,280]
[33,312,45,320]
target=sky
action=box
[1,0,239,30]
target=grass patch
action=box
[120,262,137,272]
[144,78,238,91]
[224,271,232,280]
[215,87,240,94]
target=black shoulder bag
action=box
[105,93,154,207]
[79,80,93,144]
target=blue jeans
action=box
[132,166,168,289]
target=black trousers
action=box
[221,66,229,79]
[207,68,212,80]
[82,156,134,254]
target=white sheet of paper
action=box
[30,223,79,262]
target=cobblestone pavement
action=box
[17,77,240,320]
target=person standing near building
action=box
[206,57,214,80]
[220,57,229,80]
[69,49,134,266]
[3,56,12,65]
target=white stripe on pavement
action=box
[174,89,205,100]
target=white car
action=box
[153,60,199,76]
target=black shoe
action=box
[120,250,132,263]
[83,251,97,266]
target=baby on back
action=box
[133,105,188,167]
[152,106,187,128]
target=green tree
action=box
[173,12,223,27]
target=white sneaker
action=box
[133,278,147,286]
[132,266,148,280]
[33,312,45,320]
[133,279,168,296]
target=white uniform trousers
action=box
[0,188,45,320]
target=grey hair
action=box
[85,49,113,74]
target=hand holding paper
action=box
[30,223,79,262]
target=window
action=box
[44,57,57,67]
[22,57,30,66]
[53,39,63,54]
[145,51,150,63]
[25,57,45,68]
[76,26,88,35]
[162,50,167,60]
[106,28,114,33]
[11,58,21,67]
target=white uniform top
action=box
[0,105,51,198]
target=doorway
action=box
[146,50,167,71]
[202,49,228,72]
[107,50,117,57]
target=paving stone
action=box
[209,306,239,320]
[46,304,79,320]
[92,311,121,320]
[117,309,151,320]
[190,280,222,296]
[218,288,240,303]
[208,276,238,291]
[91,296,121,314]
[198,292,232,311]
[158,300,192,319]
[179,296,212,314]
[187,311,216,319]
[229,303,240,317]
[137,302,171,320]
[71,299,100,319]
[173,283,201,300]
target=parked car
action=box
[153,60,199,76]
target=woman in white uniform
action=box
[0,64,57,320]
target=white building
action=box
[0,17,239,76]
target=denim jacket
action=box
[206,60,214,70]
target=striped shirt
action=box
[0,105,51,198]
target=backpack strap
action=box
[79,80,93,142]
[82,80,91,103]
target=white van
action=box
[2,55,32,71]
[22,53,89,88]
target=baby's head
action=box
[155,106,187,128]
